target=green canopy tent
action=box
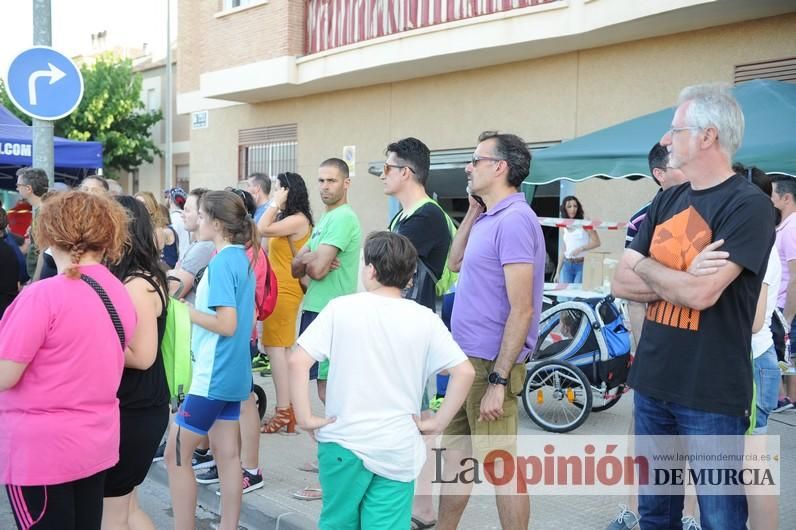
[521,79,796,200]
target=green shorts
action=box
[318,442,414,530]
[318,360,329,380]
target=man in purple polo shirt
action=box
[438,131,544,530]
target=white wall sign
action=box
[191,110,209,129]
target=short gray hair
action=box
[678,83,744,157]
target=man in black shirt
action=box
[382,137,451,310]
[613,84,775,530]
[381,137,451,529]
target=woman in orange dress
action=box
[257,172,313,433]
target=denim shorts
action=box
[753,345,780,434]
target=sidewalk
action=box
[147,372,796,529]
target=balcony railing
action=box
[306,0,560,54]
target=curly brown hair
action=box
[34,191,130,279]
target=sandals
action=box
[261,405,296,434]
[410,516,437,529]
[292,486,322,501]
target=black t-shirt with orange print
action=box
[629,174,776,417]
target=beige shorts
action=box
[443,357,525,458]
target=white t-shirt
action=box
[297,292,467,482]
[563,227,590,259]
[752,250,781,358]
[170,210,191,261]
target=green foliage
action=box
[0,79,31,124]
[0,53,162,178]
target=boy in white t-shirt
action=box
[289,231,475,529]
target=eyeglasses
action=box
[470,154,504,166]
[383,163,415,175]
[665,126,701,137]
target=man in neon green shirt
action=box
[292,157,362,403]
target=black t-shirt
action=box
[0,240,19,318]
[390,202,451,310]
[117,273,170,410]
[629,174,775,417]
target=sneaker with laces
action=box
[251,354,268,372]
[260,357,272,376]
[152,441,166,462]
[195,466,220,484]
[191,450,215,470]
[773,397,794,413]
[215,469,264,495]
[242,468,264,493]
[681,515,702,530]
[605,504,640,530]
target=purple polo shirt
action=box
[451,192,545,362]
[776,212,796,308]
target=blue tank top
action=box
[161,225,179,268]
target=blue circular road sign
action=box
[5,46,84,121]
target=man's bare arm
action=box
[492,263,535,376]
[634,257,742,311]
[291,245,311,279]
[612,249,659,303]
[448,197,484,272]
[305,244,341,281]
[479,263,535,422]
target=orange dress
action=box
[261,229,311,347]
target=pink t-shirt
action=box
[775,213,796,308]
[0,264,136,486]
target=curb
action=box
[149,463,317,530]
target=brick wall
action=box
[177,0,305,94]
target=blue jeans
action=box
[634,391,748,530]
[754,346,780,434]
[560,260,583,283]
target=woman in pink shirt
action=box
[0,191,137,530]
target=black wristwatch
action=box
[488,371,508,386]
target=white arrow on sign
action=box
[28,62,66,106]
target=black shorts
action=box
[103,406,169,497]
[6,471,105,530]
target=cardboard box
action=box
[582,251,614,292]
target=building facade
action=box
[128,57,191,194]
[176,0,796,255]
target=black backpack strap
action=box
[80,274,126,348]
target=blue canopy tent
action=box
[0,104,103,190]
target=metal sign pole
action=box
[32,0,54,187]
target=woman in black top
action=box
[102,196,170,530]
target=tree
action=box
[0,53,162,178]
